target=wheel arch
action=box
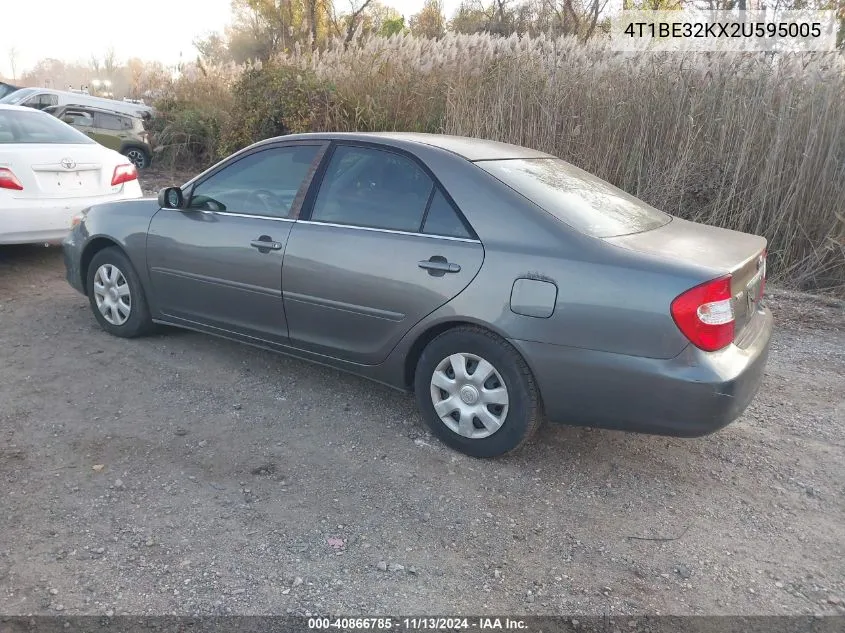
[120,144,150,164]
[402,317,535,392]
[80,237,127,294]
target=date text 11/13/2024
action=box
[307,617,529,630]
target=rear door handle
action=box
[418,258,461,274]
[250,239,283,251]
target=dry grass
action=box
[166,34,845,292]
[441,36,845,292]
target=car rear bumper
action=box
[62,223,86,295]
[0,186,141,245]
[510,305,773,437]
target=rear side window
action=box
[477,158,671,238]
[0,109,96,144]
[311,145,434,233]
[422,189,472,239]
[94,112,127,130]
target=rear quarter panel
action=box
[435,243,715,360]
[406,146,719,361]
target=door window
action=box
[93,112,128,130]
[310,145,435,233]
[24,93,59,109]
[187,145,322,218]
[63,110,94,127]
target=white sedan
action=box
[0,104,143,245]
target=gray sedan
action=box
[63,132,772,458]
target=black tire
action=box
[86,247,154,338]
[122,146,150,169]
[413,325,542,458]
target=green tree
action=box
[379,15,407,35]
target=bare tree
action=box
[103,47,118,80]
[345,0,375,42]
[8,47,18,81]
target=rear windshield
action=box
[0,108,96,144]
[477,158,671,238]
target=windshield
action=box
[0,108,96,144]
[0,87,37,104]
[477,158,671,238]
[0,83,21,100]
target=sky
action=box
[0,0,463,79]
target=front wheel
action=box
[413,326,542,458]
[87,247,154,338]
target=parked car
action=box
[62,132,772,458]
[44,105,153,169]
[0,86,154,119]
[0,81,22,100]
[0,104,142,246]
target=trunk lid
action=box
[0,144,123,200]
[605,217,767,342]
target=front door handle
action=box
[250,237,283,252]
[419,256,461,276]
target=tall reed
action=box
[193,34,845,291]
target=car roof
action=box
[261,131,554,162]
[56,104,132,117]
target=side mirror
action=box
[158,186,184,209]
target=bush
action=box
[149,64,239,169]
[219,62,336,157]
[148,105,224,170]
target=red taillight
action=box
[671,275,735,352]
[0,167,23,190]
[111,163,137,186]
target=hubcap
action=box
[93,264,131,326]
[127,150,145,168]
[429,352,509,439]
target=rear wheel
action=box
[414,326,542,458]
[122,147,150,169]
[87,247,154,338]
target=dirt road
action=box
[1,177,843,617]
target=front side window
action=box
[0,108,96,144]
[24,93,59,110]
[187,145,321,218]
[477,158,671,238]
[63,110,94,127]
[311,145,434,233]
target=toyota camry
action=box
[62,132,772,458]
[0,104,142,245]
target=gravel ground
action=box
[0,170,844,618]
